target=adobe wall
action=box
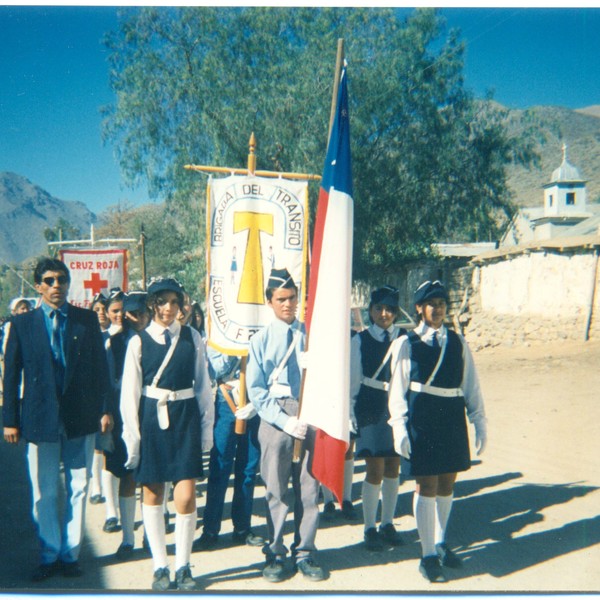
[461,250,600,349]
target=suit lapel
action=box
[31,307,53,365]
[63,305,84,390]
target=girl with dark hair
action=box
[350,285,407,552]
[120,278,213,591]
[388,280,487,583]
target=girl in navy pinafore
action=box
[120,278,213,591]
[388,280,487,583]
[351,286,407,551]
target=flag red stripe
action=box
[311,428,347,505]
[305,187,329,332]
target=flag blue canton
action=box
[321,66,352,198]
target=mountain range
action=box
[0,172,95,264]
[1,103,599,265]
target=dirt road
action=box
[1,339,599,593]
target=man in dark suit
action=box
[3,257,113,582]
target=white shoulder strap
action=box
[151,331,180,387]
[271,329,301,385]
[425,330,447,385]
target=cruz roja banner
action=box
[207,175,309,355]
[59,248,128,308]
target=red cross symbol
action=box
[84,272,108,295]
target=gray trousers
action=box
[258,398,320,562]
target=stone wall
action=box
[461,248,600,349]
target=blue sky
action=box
[1,6,599,216]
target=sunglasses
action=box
[42,276,69,286]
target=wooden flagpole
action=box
[292,39,345,463]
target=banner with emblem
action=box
[59,248,128,308]
[206,175,309,355]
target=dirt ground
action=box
[1,338,599,594]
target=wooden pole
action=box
[233,133,258,435]
[583,248,599,341]
[184,164,320,182]
[292,40,345,464]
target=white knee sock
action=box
[91,453,103,496]
[362,480,381,531]
[413,493,436,558]
[175,511,196,571]
[322,485,335,504]
[102,469,119,520]
[380,476,399,526]
[119,495,136,546]
[343,459,355,502]
[142,504,168,570]
[435,493,454,545]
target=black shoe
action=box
[419,555,446,583]
[89,494,105,505]
[232,530,265,547]
[341,500,358,521]
[152,567,171,591]
[115,543,134,560]
[295,558,326,581]
[322,501,337,521]
[364,527,384,551]
[436,542,463,568]
[103,517,119,533]
[192,531,218,551]
[61,561,83,578]
[379,523,404,546]
[31,561,60,582]
[175,564,197,591]
[262,557,285,583]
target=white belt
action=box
[362,377,389,392]
[409,382,463,398]
[142,385,195,430]
[269,383,293,398]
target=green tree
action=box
[103,7,536,283]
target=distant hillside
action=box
[0,172,95,264]
[503,104,600,208]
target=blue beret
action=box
[413,280,448,305]
[123,291,148,312]
[147,277,185,296]
[370,285,399,308]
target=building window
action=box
[548,194,553,207]
[566,192,575,205]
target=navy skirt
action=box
[404,392,471,476]
[355,415,397,458]
[136,396,204,484]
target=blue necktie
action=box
[287,328,300,397]
[383,330,390,344]
[432,331,440,349]
[50,310,65,390]
[163,329,171,349]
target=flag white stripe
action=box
[301,188,353,443]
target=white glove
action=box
[202,436,214,453]
[393,425,411,459]
[283,416,307,440]
[473,418,487,456]
[349,418,357,435]
[235,402,257,420]
[124,453,140,471]
[349,412,357,435]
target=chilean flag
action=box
[301,63,353,504]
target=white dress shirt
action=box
[387,322,486,431]
[120,319,214,460]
